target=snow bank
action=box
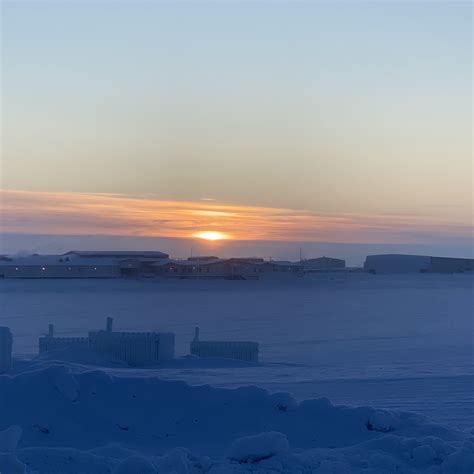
[227,431,289,462]
[0,425,22,452]
[1,363,473,473]
[0,426,25,474]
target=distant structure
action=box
[89,317,175,366]
[0,251,169,279]
[0,250,359,280]
[0,327,13,374]
[302,257,346,272]
[0,254,121,278]
[429,256,474,273]
[154,257,302,280]
[39,318,175,367]
[39,324,89,353]
[190,327,259,362]
[364,254,474,274]
[64,250,169,260]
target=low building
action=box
[89,329,175,367]
[0,255,121,278]
[426,256,473,273]
[154,257,305,280]
[0,250,171,278]
[261,260,303,276]
[39,324,89,354]
[190,327,259,362]
[39,318,175,367]
[153,258,264,280]
[364,254,474,274]
[153,258,228,279]
[302,257,346,272]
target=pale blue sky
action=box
[1,1,472,225]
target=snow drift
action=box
[1,362,473,473]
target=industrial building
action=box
[0,254,122,278]
[39,318,175,367]
[428,256,474,273]
[153,257,302,280]
[190,327,259,362]
[0,251,169,279]
[302,257,346,272]
[364,254,474,274]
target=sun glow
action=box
[2,190,469,245]
[193,231,229,241]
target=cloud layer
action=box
[1,189,471,245]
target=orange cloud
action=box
[0,189,471,244]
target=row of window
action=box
[14,266,99,271]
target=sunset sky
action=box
[1,1,472,261]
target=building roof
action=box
[0,255,120,267]
[365,254,473,263]
[303,256,345,262]
[152,259,227,267]
[64,250,169,259]
[268,260,302,267]
[187,256,219,261]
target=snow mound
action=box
[0,425,22,452]
[113,454,156,474]
[0,426,25,474]
[1,363,474,473]
[35,347,129,368]
[0,453,26,474]
[227,431,289,463]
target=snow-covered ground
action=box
[2,361,474,473]
[1,273,473,472]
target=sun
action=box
[193,231,229,241]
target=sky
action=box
[0,1,472,260]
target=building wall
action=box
[0,265,121,278]
[89,331,175,366]
[364,255,431,274]
[364,254,473,274]
[428,257,474,273]
[157,333,175,361]
[39,336,89,353]
[155,261,261,279]
[0,327,12,374]
[190,340,259,362]
[303,257,346,270]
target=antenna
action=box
[106,317,113,332]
